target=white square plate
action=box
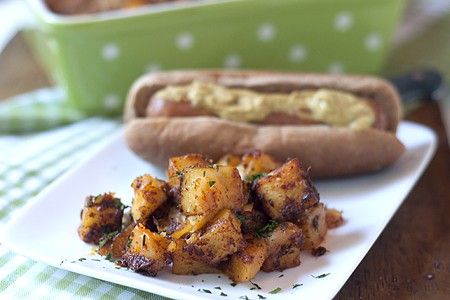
[1,121,437,300]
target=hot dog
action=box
[123,70,405,178]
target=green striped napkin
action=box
[0,87,89,134]
[0,91,171,299]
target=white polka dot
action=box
[328,62,345,74]
[223,54,242,69]
[365,33,383,51]
[47,38,59,52]
[176,32,194,50]
[257,23,276,42]
[145,63,162,74]
[103,94,121,110]
[102,43,120,60]
[334,12,353,31]
[289,44,307,62]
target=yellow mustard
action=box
[153,81,375,129]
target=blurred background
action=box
[0,0,449,129]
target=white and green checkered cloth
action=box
[0,88,170,299]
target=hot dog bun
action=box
[123,70,405,178]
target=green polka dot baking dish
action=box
[24,0,406,116]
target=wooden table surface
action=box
[1,33,449,299]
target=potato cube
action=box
[239,150,281,180]
[216,153,242,167]
[166,154,211,189]
[180,165,245,216]
[222,238,268,282]
[131,174,169,224]
[168,239,220,275]
[296,202,328,250]
[123,223,170,276]
[185,209,244,265]
[325,207,344,229]
[78,192,124,244]
[253,158,319,221]
[261,222,305,272]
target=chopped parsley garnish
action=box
[126,236,133,249]
[236,214,245,222]
[230,283,238,287]
[98,230,119,248]
[258,295,267,299]
[250,281,261,290]
[220,292,228,296]
[311,273,330,279]
[105,253,114,262]
[245,173,267,182]
[114,198,127,210]
[292,283,303,288]
[198,289,212,294]
[254,220,278,237]
[78,258,86,262]
[208,181,216,187]
[269,287,282,294]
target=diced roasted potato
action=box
[239,149,281,179]
[166,153,211,189]
[98,222,135,261]
[222,238,268,283]
[78,192,124,244]
[325,207,344,229]
[168,239,220,275]
[296,202,328,250]
[261,222,305,272]
[253,158,319,222]
[78,150,342,282]
[185,209,244,265]
[123,223,170,276]
[180,165,245,216]
[131,174,169,224]
[216,153,242,167]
